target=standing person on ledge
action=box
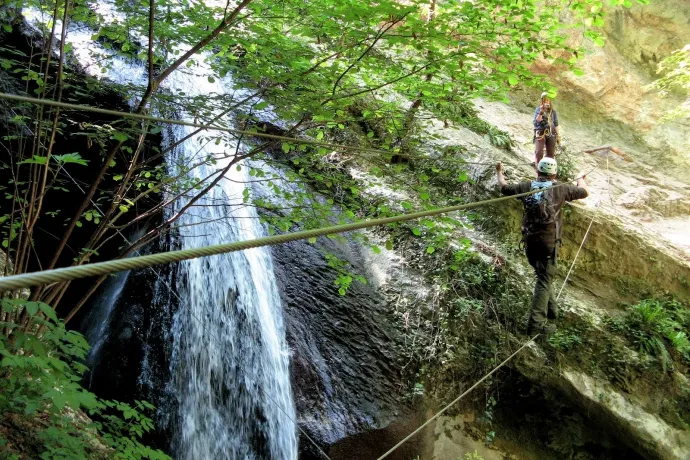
[533,92,562,165]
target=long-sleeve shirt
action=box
[533,106,559,133]
[500,178,587,243]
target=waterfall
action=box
[82,228,146,388]
[22,6,298,458]
[163,69,298,459]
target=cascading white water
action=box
[23,6,298,458]
[82,229,146,387]
[164,69,297,459]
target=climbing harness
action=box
[521,179,561,245]
[0,90,603,459]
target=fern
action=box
[623,298,690,372]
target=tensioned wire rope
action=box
[0,172,594,292]
[5,159,594,460]
[0,93,534,167]
[376,181,598,460]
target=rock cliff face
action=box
[270,236,408,458]
[389,3,690,458]
[531,1,690,167]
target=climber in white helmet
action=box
[495,157,588,335]
[533,92,561,166]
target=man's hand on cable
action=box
[575,172,589,194]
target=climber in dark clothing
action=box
[533,92,561,165]
[496,157,588,335]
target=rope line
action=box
[375,334,540,460]
[0,92,535,167]
[0,92,392,156]
[0,182,580,292]
[375,213,595,459]
[556,216,594,301]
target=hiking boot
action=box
[542,322,557,336]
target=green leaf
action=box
[53,153,88,166]
[254,101,269,110]
[308,237,317,244]
[18,155,48,165]
[75,220,83,228]
[208,76,216,83]
[508,75,518,86]
[282,143,291,154]
[412,227,422,236]
[25,302,39,316]
[39,303,58,323]
[426,246,436,254]
[112,132,128,143]
[119,205,129,213]
[385,240,393,251]
[572,68,585,77]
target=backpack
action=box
[522,180,560,240]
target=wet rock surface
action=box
[271,235,409,457]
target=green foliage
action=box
[324,253,367,296]
[610,298,690,372]
[556,146,577,183]
[460,451,485,460]
[0,299,169,459]
[547,328,583,351]
[647,45,690,121]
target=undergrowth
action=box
[608,298,690,372]
[0,298,169,460]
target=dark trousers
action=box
[534,135,556,164]
[525,240,558,332]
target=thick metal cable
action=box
[375,334,540,460]
[0,183,578,291]
[376,217,593,460]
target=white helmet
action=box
[537,157,557,175]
